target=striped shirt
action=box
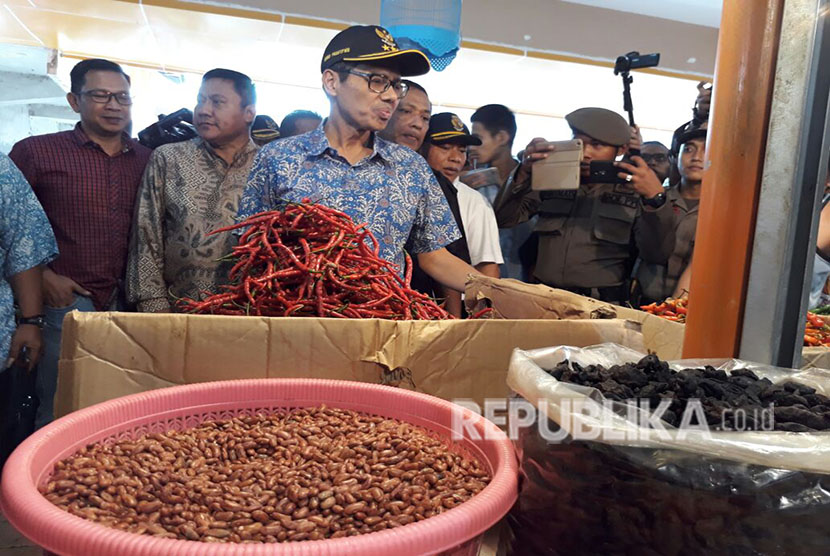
[9,123,152,309]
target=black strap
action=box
[433,170,471,264]
[409,172,471,299]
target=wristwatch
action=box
[19,315,46,329]
[642,192,667,209]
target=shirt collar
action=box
[668,185,699,212]
[435,170,457,194]
[72,122,136,154]
[196,137,259,166]
[303,120,392,165]
[303,123,330,156]
[373,134,396,163]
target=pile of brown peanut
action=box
[40,406,491,543]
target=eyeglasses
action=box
[346,69,409,99]
[640,153,668,163]
[79,90,133,106]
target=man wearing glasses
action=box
[640,141,672,185]
[239,25,477,291]
[8,58,151,427]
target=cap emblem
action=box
[376,28,399,52]
[451,115,464,132]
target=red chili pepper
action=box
[177,202,454,320]
[471,307,495,319]
[404,252,414,289]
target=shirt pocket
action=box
[593,202,637,245]
[535,197,573,234]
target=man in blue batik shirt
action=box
[0,153,58,370]
[238,25,479,292]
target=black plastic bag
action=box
[509,422,830,556]
[506,344,830,556]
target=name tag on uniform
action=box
[540,189,577,200]
[601,192,639,209]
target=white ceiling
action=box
[564,0,723,28]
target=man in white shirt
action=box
[421,112,504,278]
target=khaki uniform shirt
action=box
[495,173,675,289]
[636,186,698,301]
[127,138,260,312]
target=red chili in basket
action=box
[176,200,455,320]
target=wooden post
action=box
[683,0,785,358]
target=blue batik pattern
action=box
[238,124,460,271]
[0,153,58,359]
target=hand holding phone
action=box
[515,138,557,185]
[459,167,501,189]
[614,156,665,199]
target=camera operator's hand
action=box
[460,169,499,189]
[615,156,664,200]
[628,125,643,152]
[516,138,556,184]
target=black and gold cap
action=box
[672,120,708,153]
[426,113,482,146]
[321,25,430,76]
[251,115,280,141]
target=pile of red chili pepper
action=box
[640,296,688,323]
[176,201,453,320]
[804,312,830,347]
[643,298,830,347]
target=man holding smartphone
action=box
[494,107,674,303]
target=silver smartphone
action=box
[531,139,583,191]
[459,167,502,189]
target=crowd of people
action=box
[1,24,712,428]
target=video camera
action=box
[138,108,198,150]
[586,51,661,184]
[613,51,660,127]
[614,51,660,76]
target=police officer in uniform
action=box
[494,107,674,302]
[635,122,707,303]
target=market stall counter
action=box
[465,275,685,360]
[466,275,830,371]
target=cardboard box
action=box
[800,347,830,371]
[55,312,645,418]
[465,276,685,360]
[463,276,830,371]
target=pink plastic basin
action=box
[0,379,517,556]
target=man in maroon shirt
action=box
[9,58,151,427]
